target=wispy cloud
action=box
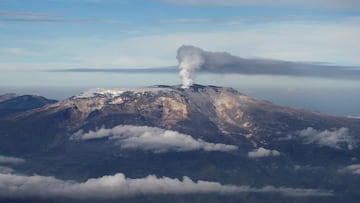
[340,164,360,175]
[248,147,281,158]
[0,11,50,18]
[0,166,14,174]
[0,47,45,57]
[297,127,356,150]
[159,15,328,24]
[71,125,238,153]
[155,0,360,10]
[0,172,332,198]
[0,10,123,24]
[160,18,225,24]
[0,155,25,165]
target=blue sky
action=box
[1,0,360,70]
[1,0,360,115]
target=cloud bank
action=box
[0,166,14,174]
[71,125,238,153]
[0,172,332,198]
[340,164,360,175]
[248,147,281,158]
[298,127,356,150]
[0,155,25,164]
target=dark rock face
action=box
[0,85,359,203]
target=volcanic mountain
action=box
[0,84,359,203]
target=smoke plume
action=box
[177,45,205,88]
[175,45,360,84]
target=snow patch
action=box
[339,164,360,175]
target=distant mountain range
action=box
[0,94,57,117]
[0,84,359,203]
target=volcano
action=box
[0,84,359,203]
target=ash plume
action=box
[175,45,360,84]
[177,45,205,88]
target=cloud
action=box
[160,18,226,24]
[159,16,324,25]
[340,164,360,175]
[0,166,14,174]
[248,147,281,158]
[0,155,25,164]
[0,11,49,18]
[155,0,360,10]
[0,10,123,24]
[347,116,360,119]
[0,172,332,198]
[71,125,238,153]
[297,127,356,150]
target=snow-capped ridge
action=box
[74,86,173,99]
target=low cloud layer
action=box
[0,166,14,174]
[0,172,332,198]
[297,127,356,150]
[71,125,238,153]
[340,164,360,175]
[248,147,281,158]
[0,155,25,164]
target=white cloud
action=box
[0,172,332,198]
[155,0,360,10]
[340,164,360,175]
[248,147,281,158]
[297,127,356,150]
[71,125,238,153]
[0,155,25,164]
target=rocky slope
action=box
[4,84,359,148]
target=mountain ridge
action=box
[3,84,359,149]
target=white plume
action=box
[177,45,205,88]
